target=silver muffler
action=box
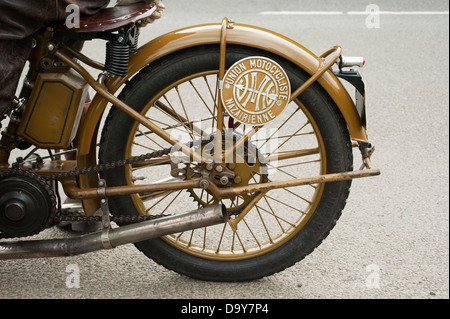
[0,205,227,260]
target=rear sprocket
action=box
[185,132,268,212]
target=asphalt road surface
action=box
[0,0,448,300]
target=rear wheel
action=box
[99,45,353,281]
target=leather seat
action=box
[52,2,156,33]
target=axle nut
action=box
[219,176,229,185]
[205,160,214,171]
[199,179,209,189]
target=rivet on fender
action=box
[221,56,291,126]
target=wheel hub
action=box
[4,200,27,221]
[185,132,267,211]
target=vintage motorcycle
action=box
[0,2,379,281]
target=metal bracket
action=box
[98,179,113,249]
[289,46,342,102]
[359,142,375,170]
[214,18,232,162]
[333,68,367,128]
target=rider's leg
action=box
[0,38,32,119]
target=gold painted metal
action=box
[290,46,342,102]
[154,97,329,260]
[53,50,203,164]
[221,56,291,126]
[2,19,379,235]
[228,191,267,232]
[265,147,320,162]
[76,22,368,160]
[59,42,105,70]
[0,28,56,168]
[360,145,375,170]
[17,69,89,149]
[154,101,207,137]
[61,178,200,200]
[222,126,259,162]
[29,160,378,201]
[19,160,77,175]
[217,168,380,199]
[49,43,378,210]
[214,18,229,162]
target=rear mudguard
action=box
[77,22,368,212]
[79,22,368,155]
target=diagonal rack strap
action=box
[290,46,342,102]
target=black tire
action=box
[99,45,353,281]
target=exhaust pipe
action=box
[0,205,227,260]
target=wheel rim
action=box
[124,70,327,261]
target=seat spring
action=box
[105,41,130,77]
[129,29,139,54]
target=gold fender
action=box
[77,22,368,211]
[80,22,368,155]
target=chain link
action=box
[1,135,267,237]
[42,146,174,181]
[48,146,178,225]
[1,145,176,239]
[53,213,163,224]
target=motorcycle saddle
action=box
[52,2,157,33]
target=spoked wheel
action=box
[99,45,353,281]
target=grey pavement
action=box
[0,0,448,299]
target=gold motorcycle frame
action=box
[1,17,380,229]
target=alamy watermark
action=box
[65,263,81,288]
[365,264,381,289]
[365,4,381,29]
[65,4,81,29]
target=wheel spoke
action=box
[265,148,319,163]
[131,156,171,171]
[123,71,326,261]
[267,120,311,156]
[263,194,307,215]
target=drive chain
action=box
[42,147,174,182]
[2,135,265,232]
[53,213,162,224]
[47,146,176,225]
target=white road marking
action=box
[347,11,449,15]
[260,11,344,15]
[260,11,449,15]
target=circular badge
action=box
[221,56,291,126]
